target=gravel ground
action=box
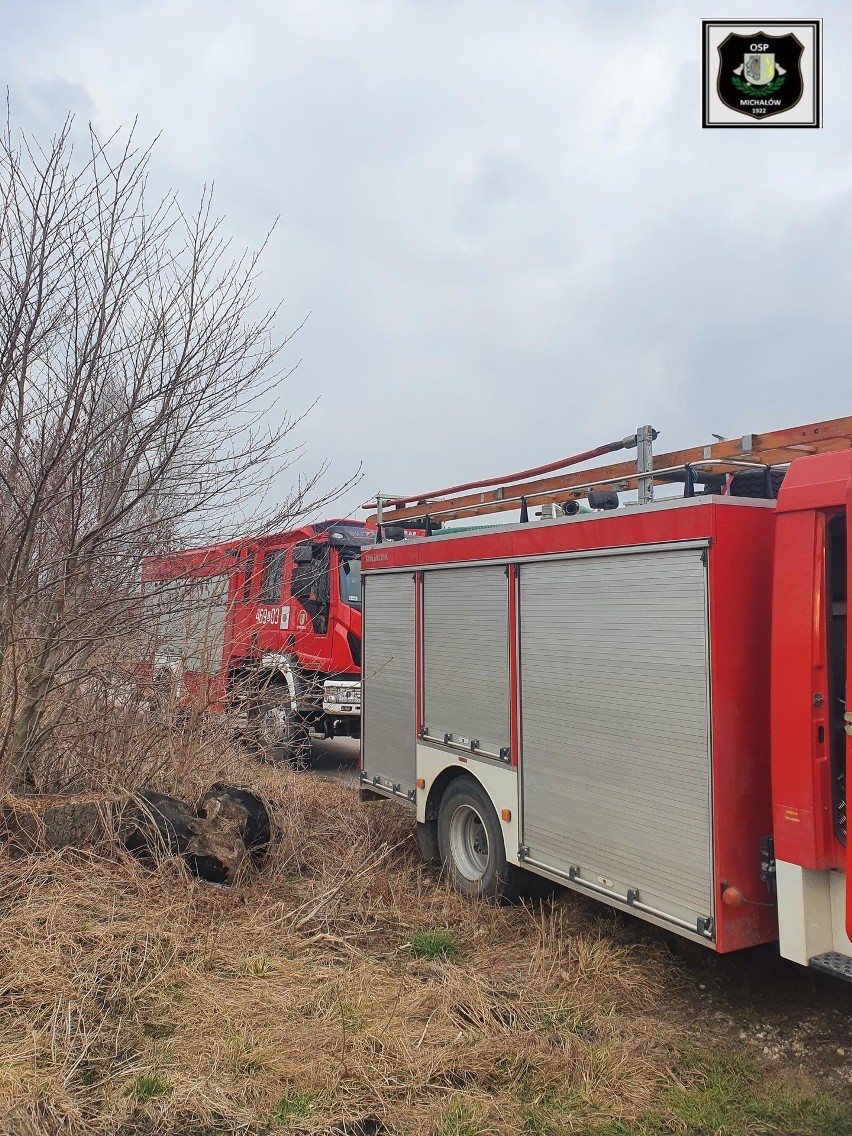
[307,735,360,787]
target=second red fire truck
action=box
[142,519,373,757]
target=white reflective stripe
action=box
[364,538,710,576]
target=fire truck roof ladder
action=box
[364,415,852,527]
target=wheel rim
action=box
[260,705,289,747]
[448,803,489,881]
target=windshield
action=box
[338,550,362,607]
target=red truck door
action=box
[291,540,331,638]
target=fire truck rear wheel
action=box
[437,776,524,903]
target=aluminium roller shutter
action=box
[422,566,510,760]
[519,546,713,933]
[361,572,417,795]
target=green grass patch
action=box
[408,929,460,962]
[566,1046,852,1136]
[434,1101,481,1136]
[130,1072,169,1101]
[657,1046,852,1136]
[520,1088,590,1134]
[269,1090,317,1125]
[243,952,273,976]
[516,1046,852,1136]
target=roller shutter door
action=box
[519,547,713,933]
[361,572,416,795]
[422,566,510,760]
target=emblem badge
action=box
[702,21,821,128]
[718,32,803,120]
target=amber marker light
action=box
[500,809,512,822]
[415,778,425,790]
[721,884,743,907]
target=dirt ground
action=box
[563,889,852,1089]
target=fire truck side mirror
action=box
[293,542,313,564]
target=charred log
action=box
[120,786,252,885]
[197,784,271,856]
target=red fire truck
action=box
[142,519,374,757]
[359,417,852,980]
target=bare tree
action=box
[0,114,343,788]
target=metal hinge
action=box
[697,916,714,938]
[845,711,852,737]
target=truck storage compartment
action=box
[361,571,416,799]
[422,566,510,760]
[518,544,714,938]
[145,573,230,675]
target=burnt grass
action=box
[0,762,848,1136]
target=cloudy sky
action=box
[2,1,849,523]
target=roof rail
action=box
[364,416,852,524]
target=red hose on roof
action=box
[362,433,641,510]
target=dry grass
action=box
[18,699,249,800]
[0,767,847,1136]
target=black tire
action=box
[729,468,786,499]
[416,819,441,866]
[436,776,526,903]
[248,676,310,766]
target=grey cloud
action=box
[1,0,849,520]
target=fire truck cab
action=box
[359,422,852,980]
[771,452,851,977]
[142,519,373,756]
